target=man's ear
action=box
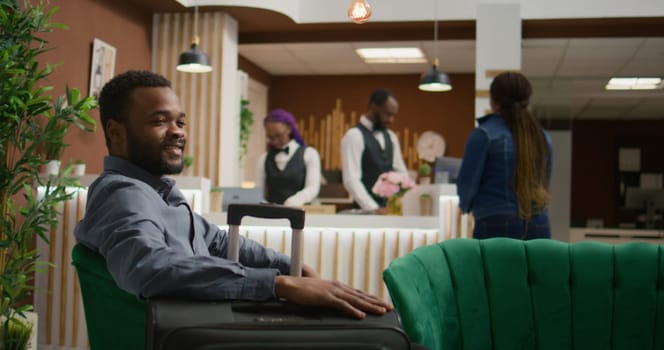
[106,119,126,155]
[367,104,376,119]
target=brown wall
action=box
[268,73,476,159]
[39,0,153,174]
[571,119,664,227]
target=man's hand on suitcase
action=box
[301,264,320,278]
[274,276,393,319]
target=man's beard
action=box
[126,131,185,176]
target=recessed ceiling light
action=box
[355,47,427,64]
[606,77,663,90]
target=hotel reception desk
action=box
[569,227,664,244]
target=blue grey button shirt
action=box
[74,156,291,301]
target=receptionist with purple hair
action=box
[255,108,321,206]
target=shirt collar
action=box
[103,156,175,197]
[286,139,299,154]
[359,115,376,131]
[269,139,299,156]
[477,113,501,125]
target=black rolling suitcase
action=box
[145,203,411,350]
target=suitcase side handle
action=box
[227,203,305,229]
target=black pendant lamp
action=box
[177,2,212,73]
[418,3,451,92]
[419,58,452,92]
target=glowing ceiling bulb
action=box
[348,0,371,24]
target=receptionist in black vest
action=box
[340,89,408,214]
[255,108,321,206]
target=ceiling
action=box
[240,37,664,120]
[129,0,664,120]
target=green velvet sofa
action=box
[383,238,664,350]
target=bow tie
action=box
[272,146,289,155]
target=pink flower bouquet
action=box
[372,171,416,198]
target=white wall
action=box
[218,13,240,186]
[242,77,269,185]
[475,3,521,118]
[549,130,572,242]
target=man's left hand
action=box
[302,264,320,278]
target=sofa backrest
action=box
[383,238,664,350]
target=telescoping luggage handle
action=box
[227,204,305,277]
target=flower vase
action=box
[419,195,433,216]
[386,195,403,216]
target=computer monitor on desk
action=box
[434,157,462,184]
[220,187,264,212]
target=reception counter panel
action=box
[569,227,664,244]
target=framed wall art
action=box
[89,38,116,98]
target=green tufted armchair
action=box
[72,243,146,350]
[383,238,664,350]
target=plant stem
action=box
[0,138,10,279]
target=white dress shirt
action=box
[340,115,408,210]
[255,139,321,206]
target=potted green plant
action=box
[418,163,432,185]
[42,115,75,175]
[182,155,194,176]
[0,1,97,349]
[73,159,86,176]
[419,193,433,216]
[209,186,224,212]
[42,138,62,175]
[239,99,253,163]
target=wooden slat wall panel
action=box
[297,98,426,171]
[153,12,226,185]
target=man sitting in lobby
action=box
[73,70,391,319]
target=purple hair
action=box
[264,108,306,148]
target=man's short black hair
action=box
[98,70,171,149]
[368,88,396,107]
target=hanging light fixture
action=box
[177,1,212,73]
[419,58,452,92]
[348,0,372,24]
[418,1,452,92]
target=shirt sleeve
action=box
[457,128,490,214]
[341,128,379,210]
[75,179,281,301]
[284,147,321,206]
[388,130,408,175]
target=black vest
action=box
[355,123,394,207]
[265,146,307,204]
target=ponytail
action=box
[491,72,551,220]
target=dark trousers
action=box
[473,213,551,240]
